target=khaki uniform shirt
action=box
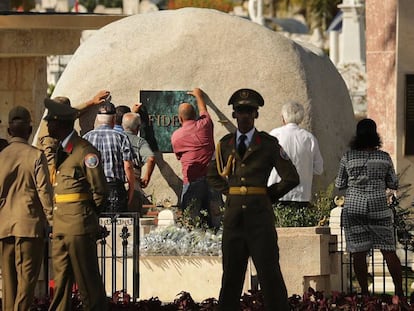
[0,137,53,238]
[52,133,107,236]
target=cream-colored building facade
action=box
[0,14,125,139]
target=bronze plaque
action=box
[139,91,197,152]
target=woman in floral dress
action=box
[335,118,403,297]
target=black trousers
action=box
[219,200,290,311]
[106,181,128,212]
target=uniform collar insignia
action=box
[254,133,261,144]
[64,142,73,153]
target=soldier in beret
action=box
[39,90,110,179]
[0,106,53,310]
[44,97,108,311]
[207,88,299,311]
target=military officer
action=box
[207,89,299,311]
[0,106,53,311]
[44,97,108,311]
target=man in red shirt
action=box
[171,88,220,228]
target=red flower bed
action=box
[23,288,413,310]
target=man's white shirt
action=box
[267,123,323,202]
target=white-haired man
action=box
[267,101,323,208]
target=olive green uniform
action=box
[48,132,108,311]
[0,137,53,311]
[207,130,299,311]
[39,135,59,182]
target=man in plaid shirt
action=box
[83,102,135,212]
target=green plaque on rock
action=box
[139,90,197,153]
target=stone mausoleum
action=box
[33,8,355,204]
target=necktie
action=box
[56,144,67,167]
[238,134,247,157]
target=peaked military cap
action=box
[9,106,32,124]
[228,88,264,109]
[97,102,116,115]
[44,97,79,121]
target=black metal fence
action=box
[98,212,140,300]
[338,211,414,297]
[43,212,141,301]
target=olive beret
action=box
[43,97,79,121]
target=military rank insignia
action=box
[85,153,99,168]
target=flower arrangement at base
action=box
[27,288,413,310]
[140,225,222,256]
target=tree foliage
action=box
[79,0,123,12]
[79,0,97,12]
[275,0,341,30]
[168,0,233,12]
[274,183,335,227]
[10,0,35,11]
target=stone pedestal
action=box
[329,206,346,251]
[138,227,341,301]
[278,227,340,296]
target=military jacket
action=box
[53,133,107,236]
[207,130,299,227]
[0,137,53,238]
[208,130,299,195]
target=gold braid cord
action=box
[216,141,234,177]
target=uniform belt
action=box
[228,187,267,195]
[55,193,90,203]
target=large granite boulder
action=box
[35,8,355,205]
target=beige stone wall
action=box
[136,227,340,301]
[0,15,124,144]
[0,57,48,142]
[0,29,82,57]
